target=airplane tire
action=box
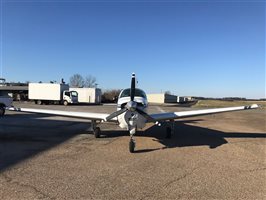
[94,127,101,138]
[166,127,172,139]
[129,139,135,153]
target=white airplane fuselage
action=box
[117,89,148,130]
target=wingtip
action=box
[245,104,259,109]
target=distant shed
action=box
[147,94,177,104]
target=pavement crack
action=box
[244,167,266,173]
[163,168,197,188]
[1,174,55,200]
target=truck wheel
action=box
[0,106,5,116]
[37,100,42,105]
[63,100,68,106]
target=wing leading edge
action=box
[8,104,259,123]
[150,104,259,121]
[8,107,115,122]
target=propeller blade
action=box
[136,108,161,126]
[106,107,128,121]
[130,73,136,101]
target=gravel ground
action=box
[0,102,265,199]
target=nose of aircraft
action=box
[105,73,160,126]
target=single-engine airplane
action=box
[8,73,258,152]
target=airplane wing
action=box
[8,107,116,122]
[150,104,259,121]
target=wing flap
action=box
[150,104,259,121]
[8,107,115,121]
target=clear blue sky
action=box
[1,0,265,98]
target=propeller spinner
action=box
[105,73,160,126]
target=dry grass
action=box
[193,100,266,109]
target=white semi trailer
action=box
[29,83,78,106]
[70,88,101,104]
[0,96,13,116]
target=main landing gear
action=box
[91,120,101,138]
[166,120,175,139]
[90,120,175,153]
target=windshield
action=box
[71,91,78,97]
[120,88,146,98]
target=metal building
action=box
[0,79,28,100]
[147,94,178,104]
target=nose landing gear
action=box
[129,127,136,153]
[129,137,135,153]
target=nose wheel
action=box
[129,127,136,153]
[129,138,135,153]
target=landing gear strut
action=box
[129,127,136,153]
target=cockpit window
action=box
[119,88,147,98]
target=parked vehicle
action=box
[29,83,78,106]
[0,96,13,116]
[70,88,101,104]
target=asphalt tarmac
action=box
[0,102,265,199]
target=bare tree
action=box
[84,75,97,88]
[101,89,121,103]
[69,74,84,87]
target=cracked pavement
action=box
[0,102,265,199]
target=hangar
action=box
[147,93,194,104]
[0,78,28,100]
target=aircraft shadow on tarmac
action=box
[0,113,90,172]
[100,119,266,153]
[0,115,265,172]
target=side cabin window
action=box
[71,91,78,97]
[119,88,147,99]
[65,92,70,97]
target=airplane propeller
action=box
[106,73,161,126]
[130,73,135,102]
